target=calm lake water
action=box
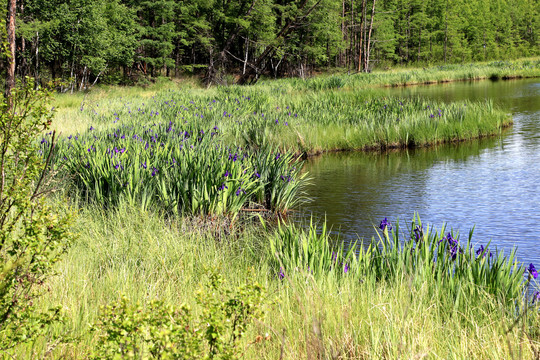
[300,78,540,264]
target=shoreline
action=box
[297,119,513,159]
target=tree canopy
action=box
[2,0,538,87]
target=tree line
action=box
[1,0,538,88]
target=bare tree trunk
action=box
[70,57,75,94]
[364,0,376,72]
[243,37,249,75]
[34,31,39,84]
[79,66,87,91]
[406,11,410,61]
[362,0,368,70]
[349,0,354,71]
[417,28,421,63]
[444,0,448,63]
[19,0,27,80]
[341,0,345,67]
[175,41,180,77]
[358,0,366,71]
[5,0,16,107]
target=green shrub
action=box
[92,271,266,359]
[0,78,73,351]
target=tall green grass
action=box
[18,206,540,358]
[46,81,511,217]
[272,215,528,306]
[270,58,540,90]
[46,124,305,216]
[51,82,511,156]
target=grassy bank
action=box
[43,77,512,219]
[274,57,540,90]
[51,78,512,157]
[14,205,540,358]
[15,65,539,358]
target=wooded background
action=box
[1,0,538,87]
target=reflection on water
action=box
[300,79,540,264]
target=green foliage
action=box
[0,78,73,350]
[269,219,355,279]
[48,89,307,216]
[9,0,540,84]
[270,214,531,307]
[352,215,528,305]
[92,272,266,359]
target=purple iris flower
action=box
[439,233,462,260]
[414,225,423,242]
[151,167,158,177]
[440,233,458,247]
[449,246,461,260]
[343,263,349,273]
[529,263,538,279]
[224,170,230,177]
[379,218,392,231]
[476,245,485,256]
[476,245,492,258]
[278,267,285,279]
[218,183,228,191]
[533,291,540,304]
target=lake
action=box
[300,78,540,264]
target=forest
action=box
[3,0,540,358]
[0,0,538,88]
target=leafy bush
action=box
[0,78,73,351]
[92,272,266,359]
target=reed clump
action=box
[274,57,540,90]
[51,80,511,158]
[19,207,540,358]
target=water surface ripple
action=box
[300,79,540,264]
